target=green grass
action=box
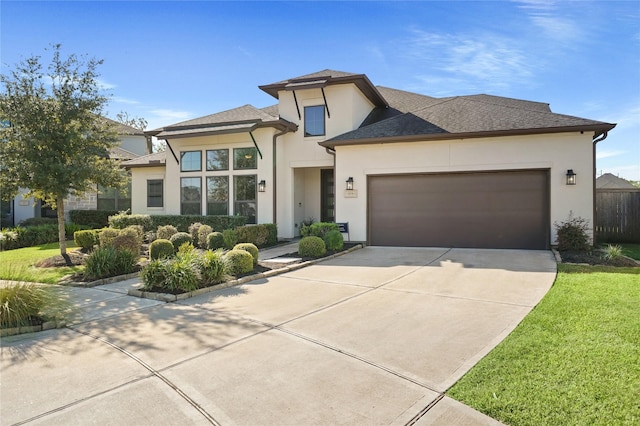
[448,264,640,426]
[0,241,82,284]
[621,243,640,260]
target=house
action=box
[9,119,150,225]
[596,173,637,189]
[124,70,615,249]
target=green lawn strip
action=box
[620,243,640,261]
[448,264,640,426]
[0,241,82,284]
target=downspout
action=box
[592,131,609,245]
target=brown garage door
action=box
[368,170,549,249]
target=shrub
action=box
[234,243,259,265]
[555,214,591,251]
[207,232,225,250]
[225,249,254,275]
[298,236,326,257]
[98,228,120,247]
[199,249,228,285]
[165,249,200,292]
[149,239,175,260]
[324,229,344,251]
[0,283,59,328]
[74,229,98,250]
[222,228,237,249]
[84,246,137,280]
[19,217,57,226]
[188,222,203,243]
[306,222,339,239]
[65,223,87,238]
[299,217,316,237]
[108,212,153,231]
[69,209,118,228]
[140,259,168,290]
[149,215,246,232]
[125,225,144,241]
[169,232,192,251]
[111,232,141,256]
[197,224,213,248]
[602,244,623,261]
[265,223,278,246]
[235,225,269,247]
[156,224,178,240]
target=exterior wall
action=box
[334,132,595,244]
[130,166,166,215]
[13,189,37,225]
[119,135,149,157]
[65,190,97,212]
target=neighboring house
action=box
[124,70,615,249]
[596,173,637,189]
[10,119,150,225]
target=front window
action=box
[234,175,256,224]
[147,179,163,207]
[181,177,201,215]
[233,147,257,170]
[180,151,201,172]
[98,182,131,211]
[207,176,228,215]
[206,149,229,171]
[304,105,325,137]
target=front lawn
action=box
[448,264,640,425]
[620,243,640,260]
[0,242,82,284]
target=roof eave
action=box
[320,123,617,148]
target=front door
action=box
[321,169,335,223]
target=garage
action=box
[368,170,550,249]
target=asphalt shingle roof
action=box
[121,151,166,168]
[596,173,637,189]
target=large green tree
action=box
[0,45,127,258]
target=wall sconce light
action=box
[258,180,266,192]
[566,169,576,185]
[346,177,354,191]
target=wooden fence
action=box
[596,189,640,243]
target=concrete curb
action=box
[127,244,364,302]
[0,319,67,337]
[63,272,141,288]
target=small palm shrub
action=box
[84,246,138,280]
[234,243,259,265]
[0,283,66,329]
[555,214,591,251]
[188,222,204,243]
[199,249,228,285]
[222,228,237,249]
[298,236,326,257]
[157,224,178,240]
[74,229,98,250]
[602,244,623,261]
[197,224,213,248]
[324,229,344,251]
[169,232,192,251]
[225,249,254,275]
[207,232,225,250]
[149,239,175,260]
[98,228,120,247]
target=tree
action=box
[116,111,147,131]
[0,44,127,258]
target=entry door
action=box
[321,169,335,223]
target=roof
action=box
[596,173,638,189]
[109,146,140,161]
[121,151,166,168]
[104,117,146,136]
[259,69,388,107]
[321,86,616,147]
[147,104,297,139]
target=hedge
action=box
[0,223,88,251]
[69,210,118,228]
[150,215,247,232]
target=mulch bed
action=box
[34,251,88,268]
[559,250,639,267]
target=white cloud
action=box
[147,109,193,129]
[96,78,117,90]
[112,96,140,105]
[596,150,626,160]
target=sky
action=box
[2,0,639,181]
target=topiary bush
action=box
[199,249,228,285]
[84,246,138,280]
[324,229,344,251]
[98,228,120,247]
[554,213,591,251]
[207,232,225,250]
[149,238,175,260]
[235,225,269,247]
[298,236,326,257]
[108,212,153,231]
[197,224,213,248]
[188,222,204,243]
[156,224,178,240]
[169,232,192,251]
[74,229,98,250]
[233,243,259,265]
[225,249,254,275]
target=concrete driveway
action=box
[1,247,556,425]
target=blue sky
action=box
[2,0,639,180]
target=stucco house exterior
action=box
[124,70,615,249]
[9,119,150,225]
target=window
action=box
[147,179,163,207]
[206,149,229,171]
[234,175,256,224]
[304,105,325,137]
[181,177,201,215]
[233,147,257,170]
[180,151,201,172]
[207,176,228,215]
[98,182,131,211]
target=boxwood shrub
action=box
[206,232,225,250]
[69,210,118,228]
[298,236,326,257]
[324,229,344,251]
[197,225,213,248]
[149,239,175,260]
[74,229,98,250]
[169,232,192,251]
[108,212,154,231]
[156,225,178,240]
[225,249,254,275]
[149,215,246,232]
[233,243,259,265]
[302,222,339,239]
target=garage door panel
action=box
[368,171,549,249]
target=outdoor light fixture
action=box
[566,169,576,185]
[258,180,266,192]
[346,177,354,191]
